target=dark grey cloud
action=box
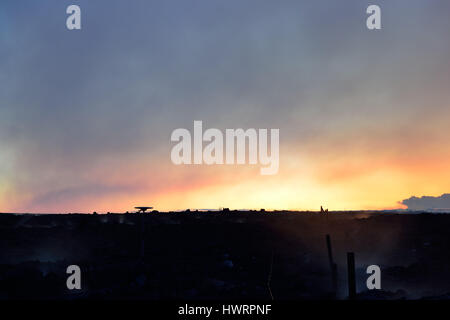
[401,194,450,211]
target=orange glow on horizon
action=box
[2,151,449,213]
[1,124,450,213]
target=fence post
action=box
[347,252,356,299]
[326,234,338,297]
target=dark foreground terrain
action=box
[1,211,450,300]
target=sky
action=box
[1,0,450,213]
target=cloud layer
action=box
[401,194,450,211]
[1,0,450,212]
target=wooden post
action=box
[140,213,145,260]
[326,235,338,297]
[326,235,333,267]
[347,252,356,299]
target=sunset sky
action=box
[1,0,450,213]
